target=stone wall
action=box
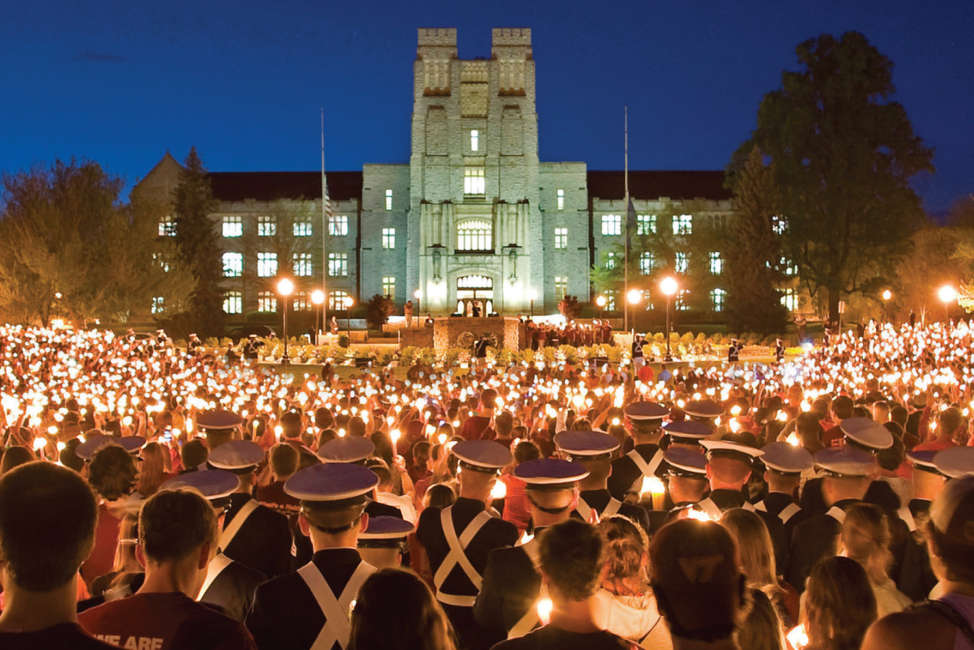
[432,317,522,350]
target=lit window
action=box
[223,291,242,314]
[151,296,165,314]
[554,228,568,249]
[605,291,618,311]
[152,252,170,273]
[385,189,393,211]
[712,214,728,230]
[554,276,568,299]
[457,220,492,252]
[257,252,277,278]
[781,257,798,276]
[328,253,348,277]
[711,288,726,312]
[258,291,277,313]
[293,219,312,237]
[637,214,657,236]
[464,167,486,195]
[222,252,243,278]
[329,290,352,311]
[606,251,617,270]
[556,189,565,211]
[329,215,348,236]
[470,129,480,152]
[642,289,654,309]
[639,252,654,275]
[780,288,799,311]
[293,292,310,311]
[675,252,688,273]
[293,253,313,277]
[222,216,242,238]
[709,251,723,275]
[771,216,787,235]
[676,290,690,311]
[382,227,396,249]
[672,214,693,235]
[382,276,396,300]
[257,216,276,237]
[158,216,175,237]
[601,214,622,236]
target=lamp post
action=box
[626,288,642,335]
[880,289,892,323]
[938,284,957,322]
[413,289,422,316]
[344,296,355,338]
[528,289,537,317]
[659,276,678,362]
[311,289,325,343]
[276,277,295,366]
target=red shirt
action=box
[500,473,531,532]
[459,415,494,441]
[912,438,955,453]
[79,591,255,650]
[81,503,121,588]
[821,424,846,449]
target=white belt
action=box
[696,498,723,521]
[433,506,492,608]
[197,552,233,600]
[437,592,478,607]
[826,505,846,524]
[778,502,802,525]
[219,499,259,552]
[299,560,376,650]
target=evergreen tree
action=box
[172,147,223,336]
[725,147,789,333]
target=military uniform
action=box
[752,442,815,571]
[606,402,668,501]
[417,441,519,650]
[246,462,380,650]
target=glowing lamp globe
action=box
[881,289,892,301]
[276,278,295,297]
[660,276,678,297]
[938,285,957,304]
[595,295,607,308]
[626,288,642,305]
[311,289,325,305]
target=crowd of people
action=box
[523,319,614,349]
[0,319,973,649]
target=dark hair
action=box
[806,556,876,650]
[269,443,299,478]
[513,440,541,464]
[495,411,514,438]
[875,434,905,472]
[349,569,456,650]
[539,519,604,601]
[831,396,854,420]
[180,439,208,470]
[0,462,97,590]
[424,483,456,509]
[139,489,217,562]
[736,588,783,650]
[1,445,33,474]
[88,444,138,500]
[137,442,169,497]
[599,515,648,585]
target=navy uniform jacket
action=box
[786,498,859,591]
[574,490,650,533]
[199,559,265,623]
[417,497,518,650]
[246,548,365,650]
[705,489,788,568]
[895,498,937,601]
[366,500,403,519]
[222,494,293,580]
[752,491,808,573]
[474,541,542,648]
[607,444,663,501]
[798,477,827,516]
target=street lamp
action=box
[528,289,538,317]
[626,288,642,334]
[880,289,892,323]
[276,277,295,365]
[413,289,422,315]
[938,284,957,321]
[659,276,679,362]
[311,289,325,342]
[344,296,355,338]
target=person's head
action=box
[706,456,752,491]
[822,474,871,506]
[668,474,709,504]
[371,464,393,491]
[871,401,890,423]
[804,556,877,650]
[831,396,854,421]
[138,488,217,596]
[269,443,299,481]
[720,508,777,588]
[735,588,783,650]
[137,442,168,497]
[875,434,904,472]
[925,475,974,586]
[0,446,33,474]
[539,519,604,604]
[599,516,649,591]
[495,411,514,439]
[480,388,498,412]
[795,413,823,449]
[349,569,456,650]
[89,444,138,501]
[111,513,140,574]
[650,519,744,643]
[281,410,303,438]
[890,405,908,427]
[457,464,498,502]
[840,503,893,584]
[423,483,456,510]
[348,416,366,438]
[513,440,541,465]
[938,407,965,440]
[0,462,97,593]
[180,439,208,471]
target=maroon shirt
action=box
[0,623,116,650]
[79,592,255,650]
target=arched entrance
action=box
[457,275,493,317]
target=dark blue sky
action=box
[2,0,971,212]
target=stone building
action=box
[137,28,749,321]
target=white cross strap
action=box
[299,560,376,650]
[197,552,233,600]
[575,499,598,524]
[433,507,492,607]
[754,500,768,512]
[742,501,757,512]
[506,541,544,639]
[825,505,846,524]
[778,502,802,525]
[218,499,259,552]
[697,498,723,521]
[602,497,623,518]
[897,505,917,532]
[628,448,664,479]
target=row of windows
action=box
[220,252,350,278]
[599,250,724,276]
[600,213,695,236]
[221,289,353,314]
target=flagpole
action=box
[320,108,329,339]
[624,105,630,335]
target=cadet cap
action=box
[761,442,813,475]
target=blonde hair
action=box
[840,502,892,584]
[720,508,777,587]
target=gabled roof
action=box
[208,171,362,203]
[586,170,731,201]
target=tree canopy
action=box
[740,31,933,325]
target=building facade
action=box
[137,28,745,320]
